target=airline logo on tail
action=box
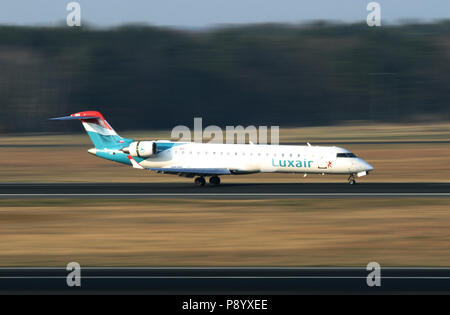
[72,111,117,135]
[50,111,130,148]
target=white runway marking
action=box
[0,193,450,198]
[2,276,450,279]
[0,193,449,196]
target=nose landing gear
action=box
[348,174,356,185]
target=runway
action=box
[0,182,449,199]
[2,267,450,293]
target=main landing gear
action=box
[348,174,356,185]
[194,177,206,186]
[209,176,221,186]
[194,176,221,186]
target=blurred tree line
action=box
[0,21,449,133]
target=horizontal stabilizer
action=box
[149,167,230,176]
[49,115,100,121]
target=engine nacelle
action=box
[127,141,157,158]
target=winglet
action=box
[127,155,144,169]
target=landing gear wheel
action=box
[209,176,221,186]
[348,174,356,185]
[194,177,206,186]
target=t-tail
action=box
[49,111,133,149]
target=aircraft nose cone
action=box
[364,161,374,172]
[356,158,373,172]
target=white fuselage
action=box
[138,142,373,175]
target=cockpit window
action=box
[336,153,357,158]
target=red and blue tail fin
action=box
[50,111,132,149]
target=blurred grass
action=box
[3,122,450,145]
[0,198,449,266]
[1,124,449,183]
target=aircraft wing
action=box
[148,167,231,176]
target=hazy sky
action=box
[0,0,448,28]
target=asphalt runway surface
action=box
[2,267,450,293]
[0,182,449,199]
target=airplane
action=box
[50,111,374,186]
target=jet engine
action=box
[123,141,157,158]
